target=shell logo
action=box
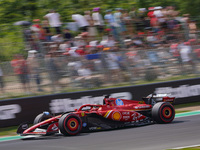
[112,111,121,121]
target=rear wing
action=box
[143,93,175,105]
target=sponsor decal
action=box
[0,104,21,120]
[138,101,145,104]
[115,99,124,106]
[82,122,87,127]
[132,113,143,121]
[89,127,101,130]
[34,128,46,133]
[51,124,58,131]
[123,116,130,120]
[135,105,150,109]
[104,110,113,118]
[122,112,130,115]
[81,112,85,117]
[163,99,174,102]
[112,111,122,121]
[49,92,132,114]
[155,84,200,98]
[22,124,28,130]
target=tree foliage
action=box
[0,0,199,24]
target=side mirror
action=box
[74,109,78,111]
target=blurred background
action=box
[0,0,200,99]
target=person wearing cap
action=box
[153,6,165,28]
[147,7,155,18]
[44,9,62,34]
[30,19,46,41]
[92,7,104,36]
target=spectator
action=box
[105,35,116,49]
[73,36,87,47]
[27,50,43,92]
[51,34,64,43]
[76,66,94,88]
[122,9,132,35]
[59,40,71,52]
[72,14,89,32]
[63,28,73,40]
[92,7,105,36]
[114,8,126,35]
[104,9,119,40]
[11,54,31,94]
[44,9,62,34]
[45,53,62,91]
[188,20,197,39]
[84,10,98,39]
[41,20,52,41]
[179,42,195,74]
[105,52,122,83]
[129,6,138,33]
[30,19,45,41]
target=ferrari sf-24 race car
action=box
[17,93,175,136]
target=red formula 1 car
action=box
[17,93,175,136]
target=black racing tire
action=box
[152,102,175,124]
[58,113,82,136]
[33,113,52,125]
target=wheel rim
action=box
[162,106,172,119]
[66,118,79,131]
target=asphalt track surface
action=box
[1,115,200,150]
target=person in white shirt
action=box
[44,9,62,34]
[92,7,104,34]
[179,42,195,74]
[72,14,89,32]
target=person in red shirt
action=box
[11,54,31,94]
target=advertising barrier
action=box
[1,78,200,128]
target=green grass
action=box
[0,126,18,136]
[174,102,200,109]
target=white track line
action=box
[171,144,200,149]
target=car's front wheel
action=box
[58,113,82,136]
[152,102,175,124]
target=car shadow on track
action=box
[170,120,185,124]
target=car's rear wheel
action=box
[58,113,82,136]
[152,102,175,124]
[33,112,52,124]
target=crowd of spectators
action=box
[4,5,200,94]
[24,6,198,56]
